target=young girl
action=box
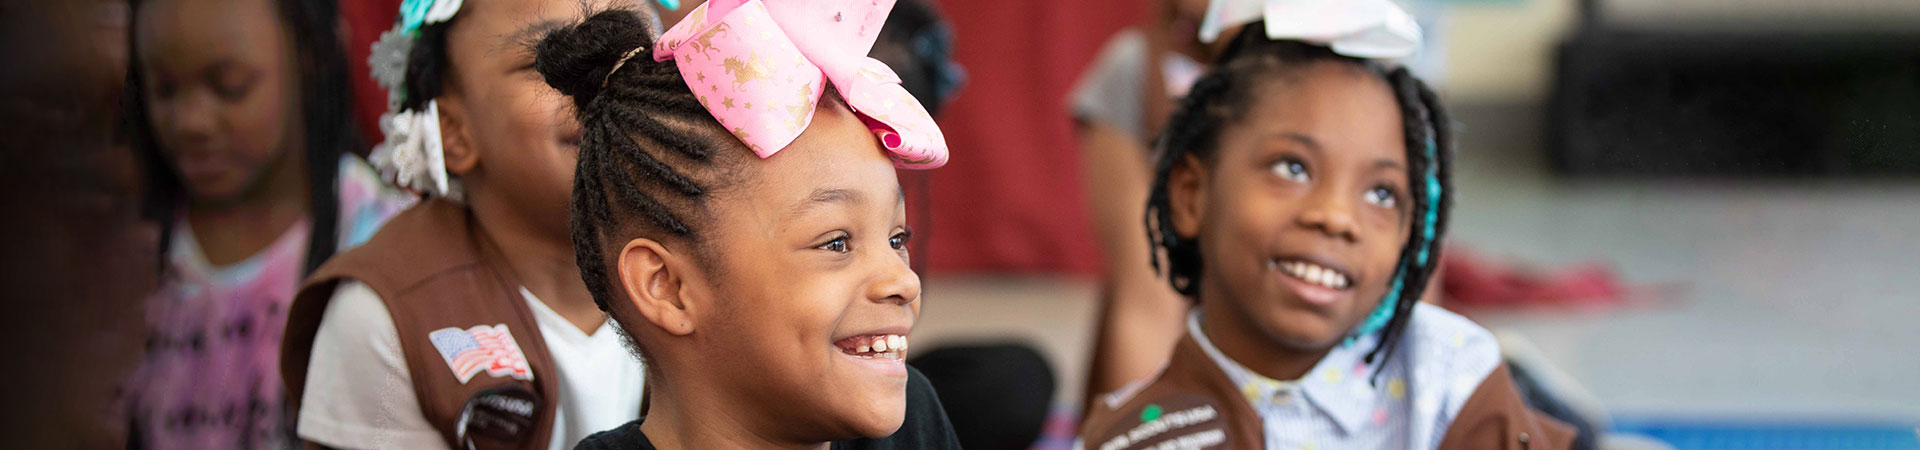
[531,1,960,448]
[278,0,652,449]
[1078,2,1575,449]
[122,0,411,446]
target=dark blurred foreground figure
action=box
[0,0,155,447]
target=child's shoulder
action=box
[1405,305,1581,449]
[1076,339,1261,450]
[1403,303,1502,373]
[1400,303,1505,419]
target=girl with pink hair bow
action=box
[531,0,960,448]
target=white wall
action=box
[1439,0,1578,103]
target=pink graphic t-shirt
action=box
[126,155,412,449]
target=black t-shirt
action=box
[574,366,962,450]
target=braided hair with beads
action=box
[1143,23,1454,382]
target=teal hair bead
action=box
[1350,138,1442,345]
[400,0,434,33]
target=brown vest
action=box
[1081,334,1575,450]
[281,199,561,450]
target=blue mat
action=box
[1611,417,1920,449]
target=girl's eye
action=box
[213,71,255,101]
[889,228,914,251]
[1271,158,1310,182]
[1365,186,1398,208]
[816,235,850,253]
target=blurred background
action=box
[4,0,1918,448]
[917,0,1920,448]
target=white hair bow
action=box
[1198,0,1423,59]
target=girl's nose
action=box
[165,89,220,145]
[1296,189,1360,243]
[865,249,921,306]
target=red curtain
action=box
[921,0,1143,275]
[342,0,403,150]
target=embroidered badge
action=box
[1093,394,1231,450]
[455,385,541,447]
[429,324,533,384]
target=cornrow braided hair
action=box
[534,8,749,314]
[1144,24,1453,382]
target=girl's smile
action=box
[832,331,912,375]
[1268,254,1358,306]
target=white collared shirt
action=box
[1187,303,1503,450]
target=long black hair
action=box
[127,0,359,275]
[1144,23,1454,376]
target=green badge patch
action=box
[1140,404,1163,423]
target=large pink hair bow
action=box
[654,0,948,168]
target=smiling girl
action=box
[531,1,961,448]
[1078,1,1574,449]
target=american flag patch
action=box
[428,324,533,384]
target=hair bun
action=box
[535,8,656,110]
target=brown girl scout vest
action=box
[1081,334,1575,450]
[281,198,561,450]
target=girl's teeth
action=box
[838,334,909,359]
[1279,259,1348,290]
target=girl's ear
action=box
[437,91,480,175]
[1168,154,1209,240]
[617,238,697,336]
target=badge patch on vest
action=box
[1092,393,1232,450]
[429,324,534,384]
[456,385,541,448]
